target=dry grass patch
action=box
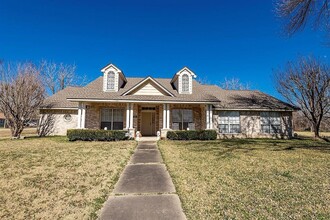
[0,137,136,219]
[296,131,330,139]
[0,128,37,139]
[159,139,330,219]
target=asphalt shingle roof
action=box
[43,76,295,111]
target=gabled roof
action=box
[101,63,127,83]
[122,76,174,97]
[170,67,197,84]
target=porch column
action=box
[81,103,86,129]
[209,104,213,129]
[166,104,170,129]
[163,104,167,129]
[129,103,134,129]
[77,102,82,128]
[206,104,213,129]
[206,105,213,129]
[126,103,130,129]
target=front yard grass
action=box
[159,138,330,219]
[0,137,136,219]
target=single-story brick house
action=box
[41,63,296,138]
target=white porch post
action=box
[77,102,82,128]
[166,104,170,129]
[81,103,86,129]
[206,105,210,129]
[129,103,134,129]
[163,104,167,129]
[126,103,130,129]
[209,104,213,129]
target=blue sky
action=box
[0,0,328,98]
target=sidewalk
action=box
[99,139,186,220]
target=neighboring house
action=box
[41,63,296,138]
[0,112,6,128]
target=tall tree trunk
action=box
[313,122,321,139]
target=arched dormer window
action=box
[182,74,189,92]
[107,71,115,90]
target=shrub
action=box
[166,130,217,140]
[67,129,128,141]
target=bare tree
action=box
[276,0,330,35]
[220,77,250,90]
[37,112,55,137]
[275,56,330,139]
[0,62,45,138]
[40,60,84,95]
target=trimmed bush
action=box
[166,130,217,140]
[67,129,128,141]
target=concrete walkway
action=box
[99,139,186,220]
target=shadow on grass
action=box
[181,138,330,156]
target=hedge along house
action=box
[41,63,296,138]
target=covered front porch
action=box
[76,102,214,138]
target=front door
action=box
[141,112,155,136]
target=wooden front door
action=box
[141,112,155,136]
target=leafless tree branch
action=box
[274,56,330,138]
[0,62,45,138]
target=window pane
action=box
[183,109,193,122]
[113,122,123,130]
[113,109,123,122]
[261,125,270,133]
[219,124,229,133]
[101,122,111,130]
[230,124,240,133]
[270,125,281,133]
[182,74,189,92]
[107,71,115,90]
[101,109,112,122]
[172,109,181,122]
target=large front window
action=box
[101,108,123,130]
[260,112,281,134]
[172,109,194,130]
[219,111,240,133]
[107,71,115,90]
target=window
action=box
[101,108,123,130]
[260,112,281,134]
[107,71,115,90]
[63,114,72,122]
[172,109,194,130]
[219,111,240,133]
[0,119,4,128]
[182,74,189,92]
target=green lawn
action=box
[0,137,136,219]
[159,139,330,219]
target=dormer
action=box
[170,67,196,94]
[101,63,127,92]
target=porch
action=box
[77,102,214,137]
